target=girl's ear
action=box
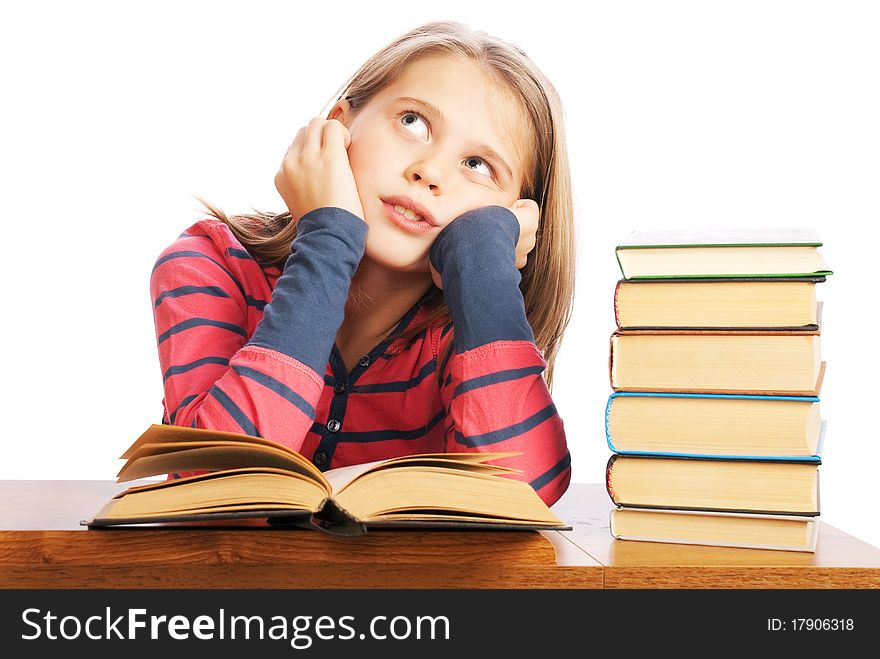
[327,98,353,126]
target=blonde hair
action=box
[195,20,576,392]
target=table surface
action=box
[1,480,878,589]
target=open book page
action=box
[323,452,522,495]
[122,424,292,459]
[103,468,329,518]
[333,465,561,525]
[117,441,327,485]
[324,459,390,494]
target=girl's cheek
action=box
[347,157,368,185]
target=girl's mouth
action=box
[381,201,435,234]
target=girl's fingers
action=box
[302,116,326,157]
[322,119,350,152]
[509,199,540,235]
[289,118,350,162]
[514,198,540,222]
[510,199,540,270]
[289,126,307,157]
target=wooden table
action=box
[1,481,878,589]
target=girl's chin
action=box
[363,225,432,273]
[363,252,431,275]
[362,247,431,275]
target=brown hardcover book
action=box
[83,424,570,536]
[609,328,825,396]
[605,453,820,516]
[609,507,819,552]
[613,278,824,330]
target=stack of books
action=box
[605,229,832,552]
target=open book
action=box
[83,424,570,536]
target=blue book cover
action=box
[605,392,824,462]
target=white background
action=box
[2,1,878,548]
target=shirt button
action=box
[326,419,341,433]
[313,451,328,466]
[358,355,371,367]
[334,382,348,395]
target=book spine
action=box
[310,498,367,536]
[613,280,622,327]
[605,454,619,504]
[604,394,618,453]
[608,333,617,390]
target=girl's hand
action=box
[510,198,540,270]
[430,199,540,290]
[274,118,365,222]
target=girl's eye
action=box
[464,156,493,178]
[400,111,428,139]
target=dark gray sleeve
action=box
[429,205,535,353]
[247,207,367,373]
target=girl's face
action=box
[330,54,529,275]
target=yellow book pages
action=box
[607,395,822,456]
[608,457,819,514]
[121,424,302,461]
[117,442,325,482]
[615,280,818,328]
[98,469,328,518]
[610,333,823,395]
[610,508,818,552]
[324,454,520,495]
[334,467,562,525]
[617,245,830,279]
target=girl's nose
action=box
[405,153,447,193]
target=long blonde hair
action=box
[195,21,576,392]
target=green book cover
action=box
[615,229,833,280]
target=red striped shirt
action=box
[150,208,571,505]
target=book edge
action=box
[609,507,818,552]
[604,393,824,460]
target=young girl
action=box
[151,21,576,506]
